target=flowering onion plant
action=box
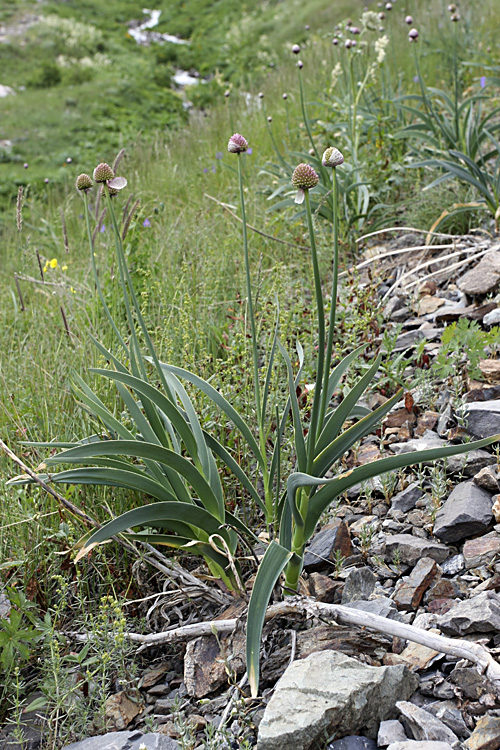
[8,142,500,699]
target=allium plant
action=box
[9,142,500,700]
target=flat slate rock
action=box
[257,651,418,750]
[395,701,459,746]
[390,483,424,513]
[61,731,179,750]
[384,535,450,566]
[433,481,493,543]
[437,591,500,636]
[465,401,500,439]
[341,567,377,604]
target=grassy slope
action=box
[0,0,499,599]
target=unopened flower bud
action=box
[385,2,392,9]
[292,44,301,54]
[408,28,419,41]
[93,163,114,183]
[267,116,272,122]
[448,3,457,11]
[258,92,264,99]
[405,15,413,24]
[351,26,361,34]
[305,24,310,30]
[76,173,93,192]
[228,133,248,154]
[378,12,386,20]
[322,147,344,168]
[224,90,230,98]
[297,60,303,68]
[450,11,460,21]
[332,37,339,45]
[283,92,288,99]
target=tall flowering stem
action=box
[303,188,325,471]
[319,148,344,431]
[230,134,273,523]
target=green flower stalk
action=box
[228,134,273,524]
[319,147,344,431]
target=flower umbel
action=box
[291,163,319,204]
[322,147,344,168]
[76,173,93,192]
[93,163,114,183]
[228,133,248,154]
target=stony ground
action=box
[4,230,500,750]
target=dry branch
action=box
[68,596,500,692]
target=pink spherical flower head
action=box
[405,15,413,24]
[227,133,249,154]
[291,163,319,204]
[408,28,419,41]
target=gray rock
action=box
[61,732,179,750]
[433,481,493,543]
[440,555,464,575]
[445,449,496,476]
[326,737,377,750]
[474,465,500,492]
[396,702,459,746]
[344,597,401,620]
[390,484,423,513]
[384,535,450,566]
[457,248,500,295]
[425,701,470,739]
[437,591,500,635]
[393,328,441,352]
[483,308,500,326]
[303,520,353,573]
[387,743,454,750]
[341,567,377,604]
[465,400,500,439]
[256,651,418,750]
[389,433,444,456]
[0,592,10,618]
[378,720,408,746]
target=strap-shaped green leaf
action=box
[303,434,500,540]
[316,355,381,455]
[324,344,367,412]
[278,340,307,472]
[91,369,198,457]
[8,466,177,502]
[246,541,293,697]
[153,360,264,471]
[45,440,223,520]
[313,389,402,477]
[204,432,266,515]
[84,501,227,548]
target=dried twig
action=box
[403,247,492,291]
[356,226,460,243]
[76,596,500,692]
[338,243,455,280]
[382,245,490,301]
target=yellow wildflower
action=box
[62,264,68,271]
[49,258,58,269]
